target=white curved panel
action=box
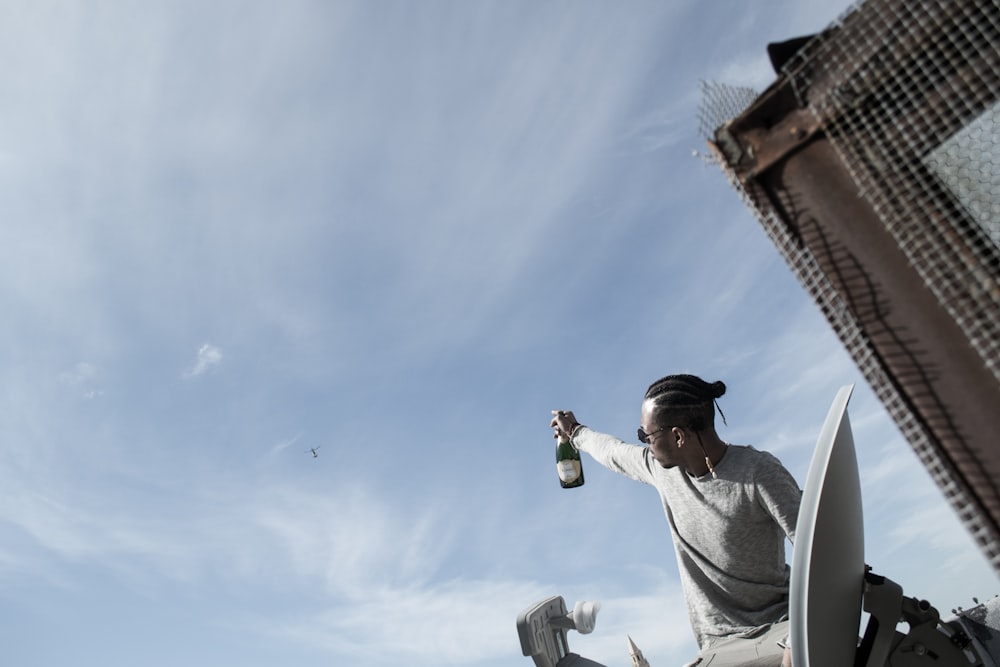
[790,384,865,667]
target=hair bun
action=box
[709,380,726,399]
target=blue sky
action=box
[1,2,995,666]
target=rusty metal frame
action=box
[710,0,1000,571]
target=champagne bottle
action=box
[556,433,584,488]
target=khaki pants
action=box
[688,621,790,667]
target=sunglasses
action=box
[637,426,668,444]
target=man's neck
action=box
[686,431,728,477]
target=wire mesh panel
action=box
[784,0,1000,381]
[925,107,1000,249]
[705,0,1000,571]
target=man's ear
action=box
[671,426,686,447]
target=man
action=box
[550,374,800,667]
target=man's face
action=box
[641,400,677,469]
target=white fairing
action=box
[790,385,865,667]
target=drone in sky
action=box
[305,446,320,458]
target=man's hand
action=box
[550,410,580,438]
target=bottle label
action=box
[557,460,581,483]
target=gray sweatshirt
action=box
[572,427,801,649]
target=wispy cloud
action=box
[266,579,551,665]
[269,432,303,456]
[1,469,459,592]
[183,343,222,378]
[0,471,554,662]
